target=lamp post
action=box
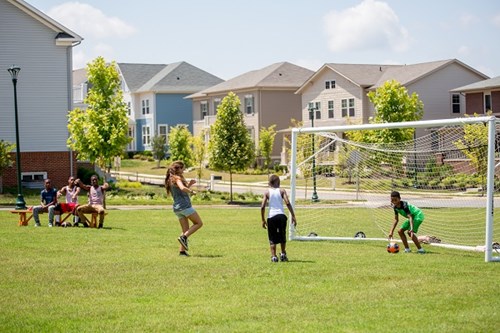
[308,103,319,202]
[8,66,26,210]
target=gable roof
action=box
[450,76,500,93]
[296,59,488,94]
[188,62,315,98]
[7,0,83,44]
[117,62,223,94]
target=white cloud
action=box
[47,2,136,39]
[323,0,409,53]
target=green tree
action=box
[168,125,193,167]
[209,92,255,202]
[67,57,130,171]
[348,80,424,144]
[453,113,489,188]
[192,130,207,181]
[258,125,277,173]
[0,140,15,193]
[151,135,167,168]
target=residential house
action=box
[75,62,223,153]
[0,0,82,189]
[296,59,489,128]
[450,76,500,115]
[187,62,314,165]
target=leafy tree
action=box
[258,125,276,173]
[209,92,255,202]
[453,113,489,188]
[192,130,207,181]
[348,80,424,144]
[168,125,193,167]
[346,80,424,180]
[0,140,15,193]
[151,135,167,168]
[67,56,130,171]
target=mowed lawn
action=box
[0,207,498,333]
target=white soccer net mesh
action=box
[289,119,500,256]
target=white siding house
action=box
[0,0,82,188]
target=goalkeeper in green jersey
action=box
[388,191,425,254]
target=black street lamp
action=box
[8,65,26,210]
[308,103,319,202]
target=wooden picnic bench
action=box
[10,209,106,228]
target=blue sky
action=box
[28,0,500,80]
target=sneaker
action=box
[178,235,189,250]
[404,248,411,253]
[73,222,79,227]
[417,248,426,254]
[98,223,103,229]
[179,251,190,257]
[55,222,61,227]
[34,222,41,227]
[271,256,279,263]
[280,253,289,262]
[48,223,53,228]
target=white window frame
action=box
[328,100,334,118]
[485,93,492,112]
[325,80,336,89]
[245,95,254,115]
[451,94,461,114]
[142,99,150,115]
[21,172,47,182]
[315,101,321,120]
[213,98,221,115]
[158,124,168,145]
[201,101,208,118]
[142,125,151,146]
[127,126,135,151]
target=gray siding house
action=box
[187,62,314,164]
[296,59,489,128]
[0,0,82,188]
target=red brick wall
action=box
[3,151,78,190]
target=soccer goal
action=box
[289,116,500,262]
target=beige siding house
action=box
[450,76,500,115]
[187,62,314,164]
[296,59,489,129]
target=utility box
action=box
[210,174,222,190]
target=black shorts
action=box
[267,214,287,245]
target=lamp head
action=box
[7,66,21,81]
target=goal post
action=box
[289,116,500,262]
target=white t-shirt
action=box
[268,188,284,218]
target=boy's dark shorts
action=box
[267,214,287,245]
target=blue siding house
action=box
[116,62,223,152]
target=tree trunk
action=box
[229,170,233,203]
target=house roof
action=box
[117,62,223,94]
[296,59,488,93]
[7,0,83,44]
[450,76,500,93]
[187,62,315,98]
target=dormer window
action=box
[325,80,336,89]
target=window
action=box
[325,80,336,89]
[328,138,336,152]
[245,95,254,114]
[452,94,460,114]
[21,172,47,182]
[328,100,334,118]
[127,126,135,151]
[201,102,208,118]
[213,99,221,115]
[158,125,168,144]
[247,126,255,142]
[142,99,150,115]
[342,98,355,117]
[142,126,151,145]
[315,102,321,119]
[485,94,492,112]
[127,102,131,116]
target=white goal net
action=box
[289,117,500,262]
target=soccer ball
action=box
[387,242,400,253]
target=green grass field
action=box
[0,207,499,332]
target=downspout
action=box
[67,41,81,176]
